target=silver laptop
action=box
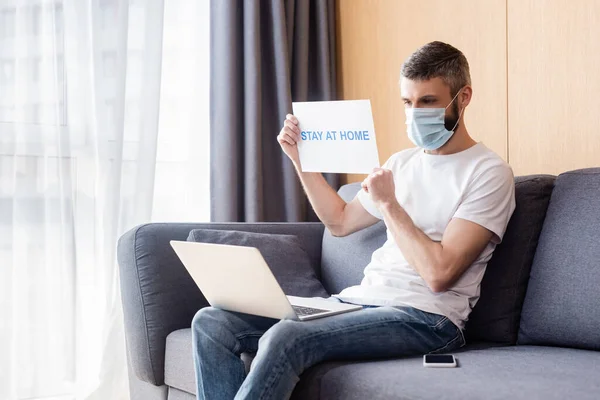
[170,240,361,321]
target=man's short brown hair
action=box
[401,41,471,97]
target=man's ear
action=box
[460,85,473,108]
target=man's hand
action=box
[362,168,396,207]
[277,114,301,167]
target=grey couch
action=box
[118,168,600,400]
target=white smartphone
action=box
[423,354,457,368]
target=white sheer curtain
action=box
[0,0,210,399]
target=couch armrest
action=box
[117,222,325,386]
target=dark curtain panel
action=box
[210,0,339,222]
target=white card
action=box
[292,100,380,174]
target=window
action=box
[0,1,66,131]
[1,1,210,396]
[0,7,16,38]
[152,0,210,222]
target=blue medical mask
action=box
[405,90,464,150]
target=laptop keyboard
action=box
[292,305,329,317]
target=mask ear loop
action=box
[449,106,465,132]
[445,89,463,110]
[446,88,465,132]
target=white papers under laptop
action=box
[170,241,361,321]
[292,99,380,174]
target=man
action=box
[192,41,515,400]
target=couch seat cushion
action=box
[164,329,196,395]
[294,345,600,400]
[166,328,600,400]
[165,328,256,396]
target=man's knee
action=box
[257,320,318,372]
[192,307,228,338]
[259,320,306,354]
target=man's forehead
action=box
[400,77,451,98]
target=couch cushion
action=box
[119,222,324,386]
[165,329,600,400]
[465,175,555,344]
[294,345,600,400]
[321,183,387,294]
[324,177,556,346]
[518,168,600,350]
[188,229,329,298]
[168,387,195,400]
[165,328,255,396]
[164,329,195,395]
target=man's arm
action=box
[363,168,494,293]
[380,202,493,292]
[278,114,379,237]
[295,172,379,236]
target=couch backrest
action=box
[323,176,556,346]
[118,222,325,386]
[518,168,600,350]
[465,175,555,344]
[321,183,386,294]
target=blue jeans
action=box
[191,300,465,400]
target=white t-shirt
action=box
[333,143,516,330]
